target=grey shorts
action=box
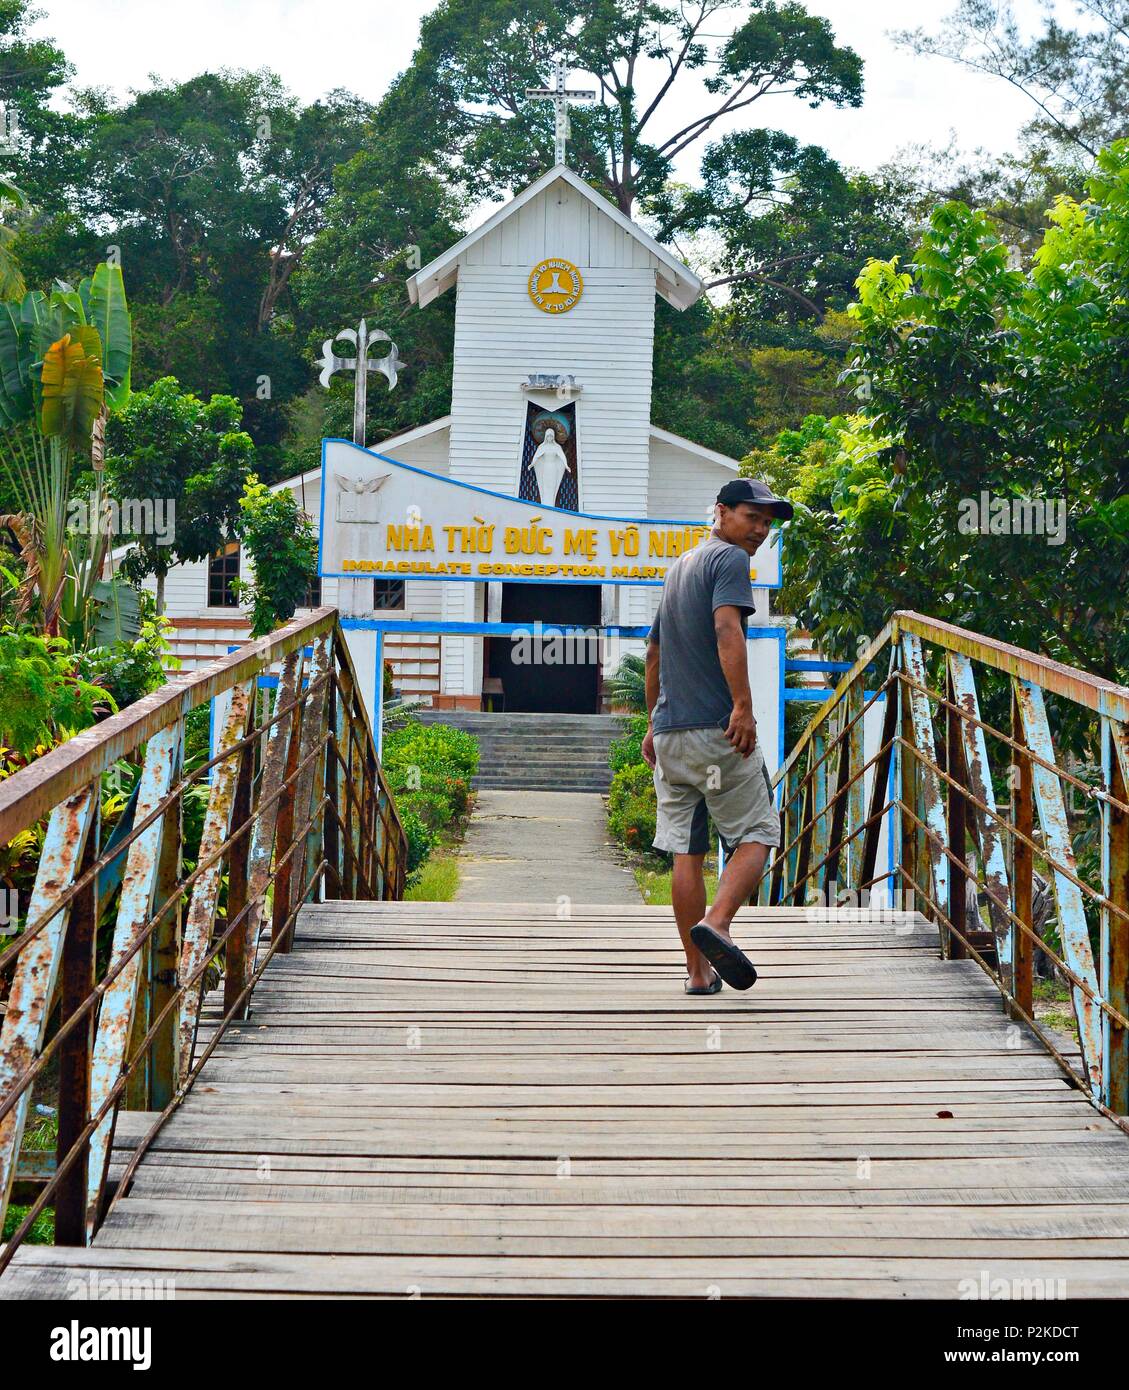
[652,726,781,856]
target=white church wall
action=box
[445,177,661,515]
[449,263,655,514]
[647,439,734,517]
[371,424,451,476]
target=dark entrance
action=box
[491,583,601,713]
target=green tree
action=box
[897,0,1129,164]
[105,378,255,613]
[382,0,863,214]
[780,144,1129,696]
[233,475,317,637]
[294,142,464,455]
[79,73,370,455]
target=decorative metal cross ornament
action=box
[316,318,400,447]
[525,59,595,167]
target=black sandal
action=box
[690,923,758,991]
[684,969,722,996]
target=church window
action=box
[372,579,405,610]
[207,543,240,608]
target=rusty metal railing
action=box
[0,608,406,1266]
[766,611,1129,1121]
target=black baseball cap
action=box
[716,477,794,520]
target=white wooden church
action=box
[151,159,786,763]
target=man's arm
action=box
[641,638,660,769]
[715,605,757,756]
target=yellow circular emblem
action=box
[527,258,583,314]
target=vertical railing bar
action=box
[180,682,252,1079]
[1011,683,1035,1025]
[945,664,969,961]
[1104,718,1129,1110]
[0,789,97,1236]
[52,791,101,1247]
[1014,678,1104,1095]
[86,721,181,1233]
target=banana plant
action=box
[0,261,133,638]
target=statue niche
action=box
[518,403,578,510]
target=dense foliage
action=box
[232,476,318,637]
[766,144,1129,694]
[381,720,479,879]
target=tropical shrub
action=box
[396,789,454,833]
[381,718,479,883]
[607,762,659,857]
[609,713,648,773]
[232,474,318,637]
[78,596,174,709]
[399,808,437,878]
[0,630,115,757]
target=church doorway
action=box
[492,582,601,713]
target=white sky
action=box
[32,0,1042,187]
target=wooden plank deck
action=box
[6,901,1129,1299]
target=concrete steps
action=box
[415,710,628,792]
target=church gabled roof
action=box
[406,164,703,312]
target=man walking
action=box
[641,478,792,993]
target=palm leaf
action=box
[39,331,104,450]
[0,290,46,426]
[81,263,131,409]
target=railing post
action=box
[223,709,256,1018]
[277,636,331,943]
[270,675,305,945]
[859,659,899,898]
[323,672,341,899]
[181,682,252,1078]
[233,652,301,1006]
[846,683,866,892]
[1103,718,1129,1111]
[149,729,185,1110]
[1013,678,1103,1095]
[0,789,96,1240]
[948,653,1013,991]
[899,634,949,946]
[945,666,969,960]
[1010,685,1035,1023]
[822,712,852,905]
[54,793,100,1246]
[336,663,357,899]
[86,721,181,1233]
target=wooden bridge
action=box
[2,610,1129,1299]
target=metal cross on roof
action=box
[525,58,595,168]
[316,318,400,448]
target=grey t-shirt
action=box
[648,537,754,733]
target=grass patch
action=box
[636,865,719,906]
[1033,978,1071,1004]
[2,1203,54,1244]
[405,853,460,902]
[1040,1010,1079,1039]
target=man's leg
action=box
[671,851,713,989]
[700,840,770,944]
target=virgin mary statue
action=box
[530,427,568,507]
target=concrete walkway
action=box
[454,790,640,904]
